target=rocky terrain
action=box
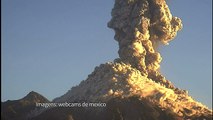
[1,0,212,120]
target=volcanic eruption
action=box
[51,0,212,119]
[2,0,212,120]
[107,0,182,89]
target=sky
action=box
[1,0,212,108]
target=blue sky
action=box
[2,0,212,108]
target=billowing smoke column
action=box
[108,0,182,89]
[53,1,212,118]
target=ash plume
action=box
[108,0,182,89]
[35,0,212,119]
[51,1,211,119]
[3,0,211,120]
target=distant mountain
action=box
[1,91,49,120]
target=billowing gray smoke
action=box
[1,1,212,120]
[108,0,182,89]
[51,0,212,119]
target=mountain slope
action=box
[53,62,212,119]
[1,91,49,120]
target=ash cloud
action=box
[43,0,212,119]
[108,0,182,89]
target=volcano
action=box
[2,0,212,120]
